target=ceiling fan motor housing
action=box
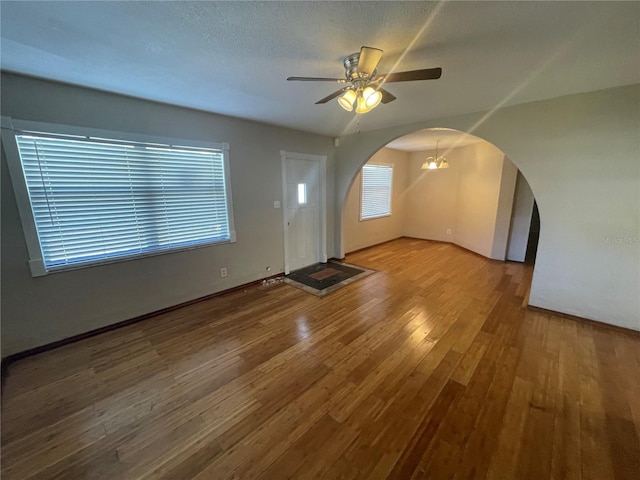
[343,53,376,82]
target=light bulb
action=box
[426,158,438,170]
[338,90,356,111]
[439,159,449,169]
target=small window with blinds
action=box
[6,126,235,275]
[360,164,393,220]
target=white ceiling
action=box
[1,1,638,137]
[386,128,482,152]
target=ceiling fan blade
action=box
[315,87,351,104]
[287,76,346,83]
[377,87,397,104]
[375,67,442,83]
[357,46,384,76]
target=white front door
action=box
[282,152,326,273]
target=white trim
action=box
[1,116,236,276]
[1,120,47,276]
[280,151,327,274]
[281,153,290,274]
[9,118,228,151]
[320,156,328,263]
[1,116,15,129]
[359,213,392,222]
[359,162,394,222]
[221,142,237,243]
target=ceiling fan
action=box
[287,46,442,114]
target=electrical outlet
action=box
[446,228,452,235]
[220,267,227,277]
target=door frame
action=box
[281,150,327,274]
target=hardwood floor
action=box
[2,238,639,479]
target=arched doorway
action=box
[332,87,638,331]
[340,128,540,271]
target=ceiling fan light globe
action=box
[363,86,382,109]
[355,96,371,114]
[338,90,356,111]
[362,86,375,99]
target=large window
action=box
[2,120,235,276]
[360,163,393,220]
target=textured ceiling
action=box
[1,1,638,137]
[386,128,482,152]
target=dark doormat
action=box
[284,261,375,297]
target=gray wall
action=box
[1,73,335,356]
[334,85,640,331]
[3,74,639,356]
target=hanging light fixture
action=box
[425,158,439,170]
[421,140,449,170]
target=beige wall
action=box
[507,173,536,262]
[403,149,458,242]
[455,143,516,259]
[1,73,335,356]
[402,142,517,260]
[490,152,519,260]
[342,148,408,253]
[334,85,640,331]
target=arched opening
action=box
[332,86,637,331]
[340,127,541,287]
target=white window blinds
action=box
[361,164,393,220]
[14,132,234,272]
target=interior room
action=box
[1,2,638,479]
[342,128,536,264]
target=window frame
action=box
[360,162,393,221]
[1,117,236,277]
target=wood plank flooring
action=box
[2,238,639,479]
